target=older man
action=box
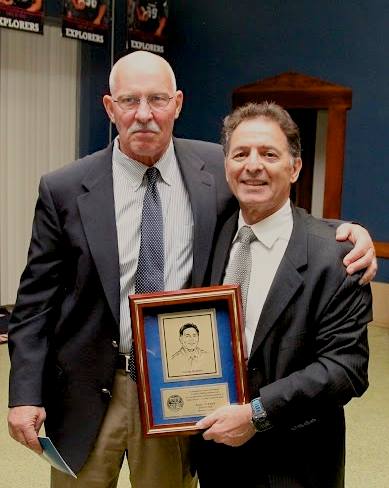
[8,52,375,488]
[195,102,373,488]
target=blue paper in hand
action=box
[38,436,77,478]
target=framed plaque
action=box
[129,285,248,436]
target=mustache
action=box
[128,121,160,134]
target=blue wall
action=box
[166,0,389,281]
[78,42,111,157]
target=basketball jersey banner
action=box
[0,0,44,35]
[127,0,168,56]
[62,0,110,45]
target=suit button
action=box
[112,340,119,348]
[101,388,112,398]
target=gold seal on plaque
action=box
[167,395,184,411]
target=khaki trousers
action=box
[51,369,197,488]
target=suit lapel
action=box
[249,206,307,359]
[77,145,120,325]
[210,210,239,284]
[174,138,219,287]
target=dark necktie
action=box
[130,167,165,381]
[135,166,165,293]
[223,225,256,316]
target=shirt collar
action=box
[237,199,293,249]
[112,137,175,189]
[180,347,202,360]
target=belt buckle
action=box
[124,354,131,373]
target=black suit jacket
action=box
[195,205,372,488]
[8,138,235,473]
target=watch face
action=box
[252,415,272,432]
[253,409,266,422]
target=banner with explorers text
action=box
[127,0,168,56]
[0,0,44,35]
[62,0,110,45]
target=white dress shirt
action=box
[112,138,194,353]
[227,200,293,354]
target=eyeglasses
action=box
[113,94,174,112]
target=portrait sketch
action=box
[158,308,222,381]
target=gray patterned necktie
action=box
[129,167,164,381]
[223,225,256,315]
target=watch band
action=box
[251,397,273,432]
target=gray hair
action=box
[222,101,301,159]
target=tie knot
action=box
[146,167,160,186]
[238,225,256,245]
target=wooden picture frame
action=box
[129,285,248,436]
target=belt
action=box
[117,353,132,373]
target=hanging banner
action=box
[0,0,44,35]
[128,0,168,56]
[62,0,110,45]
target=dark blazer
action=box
[195,205,372,488]
[8,138,235,473]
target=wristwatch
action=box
[250,397,273,432]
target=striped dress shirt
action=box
[112,138,194,353]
